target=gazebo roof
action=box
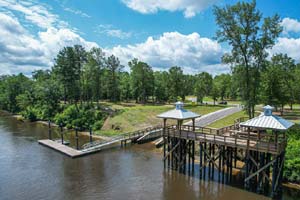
[240,105,294,130]
[157,101,200,120]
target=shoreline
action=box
[1,111,109,141]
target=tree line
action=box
[0,44,300,115]
[1,0,300,121]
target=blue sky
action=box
[0,0,300,75]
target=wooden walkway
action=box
[38,126,163,158]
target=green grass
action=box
[97,103,224,135]
[208,111,248,128]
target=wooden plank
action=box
[38,139,83,158]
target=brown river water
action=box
[0,113,299,200]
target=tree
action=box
[168,66,184,102]
[260,54,296,114]
[119,72,131,102]
[214,74,231,100]
[214,0,282,118]
[271,54,296,110]
[106,55,123,102]
[194,72,212,103]
[260,62,288,114]
[210,83,219,105]
[153,71,169,102]
[0,74,32,113]
[52,46,84,104]
[129,59,154,103]
[82,47,105,104]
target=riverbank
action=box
[0,111,109,141]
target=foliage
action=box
[214,0,282,118]
[54,104,107,130]
[129,59,154,103]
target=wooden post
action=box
[234,148,237,168]
[167,128,170,168]
[163,118,167,168]
[222,145,225,183]
[218,145,221,182]
[200,142,203,179]
[75,127,79,150]
[89,127,93,143]
[188,141,191,173]
[212,144,215,179]
[208,143,211,178]
[48,120,52,140]
[203,142,207,180]
[192,118,195,131]
[60,123,64,144]
[271,154,279,197]
[192,140,195,174]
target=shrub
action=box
[93,120,104,131]
[21,106,38,122]
[284,138,300,183]
[54,104,107,131]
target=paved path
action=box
[185,106,243,127]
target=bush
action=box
[284,138,300,183]
[21,106,38,122]
[93,120,104,131]
[54,104,107,131]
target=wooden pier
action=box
[39,125,163,158]
[162,124,287,198]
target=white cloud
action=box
[95,24,132,39]
[281,17,300,34]
[63,7,91,18]
[0,0,61,29]
[270,37,300,62]
[121,0,219,18]
[108,32,228,74]
[0,7,97,75]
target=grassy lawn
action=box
[96,103,225,136]
[208,111,248,128]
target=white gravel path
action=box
[185,106,243,127]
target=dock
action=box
[38,125,163,158]
[38,139,85,158]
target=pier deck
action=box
[38,139,84,158]
[165,125,286,155]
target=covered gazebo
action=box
[157,101,200,171]
[157,101,200,130]
[239,105,294,196]
[240,105,294,148]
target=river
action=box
[0,113,299,200]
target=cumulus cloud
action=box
[109,32,228,74]
[281,17,300,34]
[270,37,300,62]
[122,0,219,18]
[0,3,97,75]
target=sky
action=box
[0,0,300,76]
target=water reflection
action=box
[0,113,299,200]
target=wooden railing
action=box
[164,126,286,155]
